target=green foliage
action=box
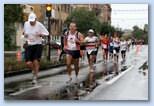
[4,4,23,24]
[100,22,116,36]
[4,4,23,50]
[100,22,109,34]
[65,8,101,35]
[132,25,148,44]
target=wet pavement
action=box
[83,45,148,100]
[5,61,119,100]
[4,45,148,100]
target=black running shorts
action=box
[25,44,43,62]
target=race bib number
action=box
[113,49,116,54]
[102,44,107,49]
[68,39,76,50]
[87,49,93,55]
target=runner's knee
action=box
[26,61,32,66]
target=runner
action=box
[94,31,99,64]
[23,12,49,84]
[64,22,84,84]
[108,36,114,61]
[84,29,99,72]
[120,38,127,64]
[127,39,131,52]
[132,38,135,49]
[113,33,120,63]
[100,33,109,64]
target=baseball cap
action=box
[28,12,37,22]
[88,29,94,33]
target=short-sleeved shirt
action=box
[84,36,98,53]
[100,37,109,49]
[120,41,127,51]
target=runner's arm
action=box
[39,23,49,36]
[63,32,68,50]
[76,32,84,44]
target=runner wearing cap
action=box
[84,29,99,72]
[23,12,49,84]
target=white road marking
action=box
[9,85,42,96]
[106,66,134,85]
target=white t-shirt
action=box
[113,38,120,48]
[120,41,127,51]
[24,21,49,45]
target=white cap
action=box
[28,12,36,22]
[88,29,94,33]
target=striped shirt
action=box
[84,36,98,51]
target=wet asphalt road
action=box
[4,45,148,100]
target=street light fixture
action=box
[46,4,52,61]
[46,4,52,17]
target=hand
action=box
[75,38,80,44]
[36,32,42,37]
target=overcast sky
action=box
[111,4,148,30]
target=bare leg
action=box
[33,59,40,78]
[73,58,80,77]
[26,61,35,74]
[66,54,73,80]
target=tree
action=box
[4,4,23,50]
[100,22,116,36]
[132,25,144,39]
[132,25,148,44]
[65,8,101,35]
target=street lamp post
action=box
[46,4,52,61]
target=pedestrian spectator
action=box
[59,28,67,61]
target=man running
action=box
[84,29,99,72]
[100,33,109,64]
[23,12,49,84]
[120,38,127,64]
[109,36,114,61]
[113,33,120,63]
[64,22,84,84]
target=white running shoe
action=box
[75,77,79,84]
[32,76,38,85]
[66,77,72,84]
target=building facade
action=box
[71,4,112,24]
[16,4,111,47]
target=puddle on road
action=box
[5,62,129,100]
[47,63,129,100]
[138,61,148,76]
